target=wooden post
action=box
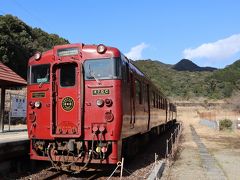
[170,133,173,157]
[166,139,169,158]
[176,126,179,144]
[175,129,177,144]
[120,158,124,180]
[155,153,157,177]
[0,88,6,132]
[8,94,12,131]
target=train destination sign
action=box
[92,89,110,95]
[57,48,79,57]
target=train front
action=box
[27,43,123,170]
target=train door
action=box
[52,62,81,137]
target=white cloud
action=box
[183,34,240,60]
[125,43,149,60]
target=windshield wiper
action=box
[88,65,101,85]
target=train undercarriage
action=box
[31,120,176,173]
[32,138,113,172]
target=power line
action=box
[11,0,54,32]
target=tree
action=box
[0,14,69,79]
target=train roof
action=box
[29,43,121,64]
[28,43,172,103]
[122,56,168,99]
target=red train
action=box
[27,43,176,171]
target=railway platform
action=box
[0,129,28,144]
[0,130,29,174]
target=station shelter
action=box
[0,62,27,132]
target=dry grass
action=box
[163,102,240,180]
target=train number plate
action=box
[92,89,110,95]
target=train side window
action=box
[162,98,165,109]
[158,95,160,109]
[152,92,155,107]
[150,91,152,106]
[142,83,145,104]
[121,62,127,82]
[126,63,130,83]
[160,97,163,109]
[154,93,157,108]
[164,99,166,109]
[153,92,156,107]
[120,54,129,83]
[156,94,158,108]
[144,84,148,105]
[162,98,164,109]
[145,84,148,106]
[122,61,130,83]
[135,80,142,104]
[60,64,76,87]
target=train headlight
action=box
[101,146,108,153]
[96,146,101,153]
[29,101,35,108]
[34,101,41,108]
[105,98,113,107]
[34,52,41,60]
[96,99,104,107]
[97,44,107,54]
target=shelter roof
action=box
[0,62,27,88]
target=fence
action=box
[165,122,183,159]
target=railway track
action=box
[21,168,64,180]
[20,165,118,180]
[17,123,180,180]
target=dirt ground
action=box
[162,106,240,180]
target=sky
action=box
[1,0,240,68]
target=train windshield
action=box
[28,64,50,84]
[84,58,121,80]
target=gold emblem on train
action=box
[62,96,74,111]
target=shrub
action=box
[219,119,232,130]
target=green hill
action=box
[173,59,217,72]
[1,14,239,100]
[134,59,240,99]
[0,14,69,79]
[205,60,240,98]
